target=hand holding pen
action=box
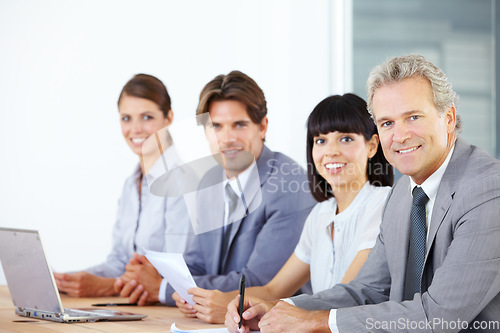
[225,277,276,333]
[238,275,245,329]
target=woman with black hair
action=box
[248,93,393,296]
[181,93,393,325]
[222,93,394,328]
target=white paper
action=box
[145,250,197,305]
[170,323,260,333]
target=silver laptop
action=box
[0,227,146,323]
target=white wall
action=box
[0,0,331,284]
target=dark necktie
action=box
[220,183,238,269]
[404,186,429,300]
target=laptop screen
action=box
[0,228,64,313]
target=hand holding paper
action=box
[145,249,197,305]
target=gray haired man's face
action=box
[371,77,456,185]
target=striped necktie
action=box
[404,186,429,300]
[220,183,238,269]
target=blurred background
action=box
[0,0,498,284]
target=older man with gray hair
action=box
[226,54,500,333]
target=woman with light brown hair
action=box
[54,74,193,298]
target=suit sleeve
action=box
[291,218,392,310]
[163,189,315,306]
[162,195,194,254]
[85,186,130,278]
[336,175,500,332]
[294,175,500,332]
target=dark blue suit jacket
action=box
[164,145,316,305]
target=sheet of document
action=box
[144,250,196,305]
[170,323,260,332]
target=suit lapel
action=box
[422,139,471,284]
[425,182,454,253]
[226,165,262,241]
[210,182,226,274]
[390,176,412,298]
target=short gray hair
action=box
[366,54,461,131]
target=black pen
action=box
[91,303,137,306]
[238,274,246,329]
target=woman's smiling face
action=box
[118,94,172,156]
[312,131,378,193]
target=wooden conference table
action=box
[0,285,226,332]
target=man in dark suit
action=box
[227,55,500,333]
[116,71,315,323]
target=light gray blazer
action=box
[86,146,194,278]
[164,145,316,306]
[291,138,500,332]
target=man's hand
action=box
[53,271,117,297]
[114,253,162,305]
[225,295,276,333]
[258,301,330,333]
[187,287,236,323]
[173,292,197,317]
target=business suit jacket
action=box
[292,138,500,332]
[164,145,316,305]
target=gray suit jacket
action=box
[164,145,316,305]
[291,139,500,332]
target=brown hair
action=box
[118,74,171,117]
[196,70,267,124]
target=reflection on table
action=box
[0,285,225,332]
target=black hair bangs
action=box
[307,94,374,141]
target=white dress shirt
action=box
[223,162,257,226]
[410,145,455,241]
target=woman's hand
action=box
[53,271,117,297]
[188,287,236,324]
[172,292,197,318]
[114,253,161,305]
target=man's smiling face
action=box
[372,77,456,184]
[205,100,267,178]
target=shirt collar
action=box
[144,144,179,185]
[410,144,455,201]
[320,181,372,229]
[223,161,257,199]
